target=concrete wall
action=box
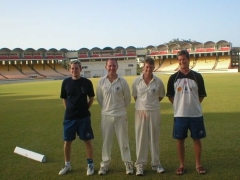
[81,59,136,78]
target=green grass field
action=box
[1,73,240,180]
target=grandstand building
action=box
[0,40,239,80]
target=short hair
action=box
[70,59,81,67]
[105,59,118,66]
[177,50,190,60]
[144,57,155,66]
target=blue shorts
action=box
[173,116,206,140]
[63,116,94,141]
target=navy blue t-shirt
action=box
[60,77,95,120]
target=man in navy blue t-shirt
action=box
[59,60,95,176]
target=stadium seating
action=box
[101,54,112,57]
[219,47,230,51]
[33,55,43,59]
[0,74,7,79]
[92,54,100,57]
[114,53,124,56]
[0,55,8,59]
[172,50,180,54]
[24,55,33,59]
[159,51,167,54]
[195,48,206,52]
[215,56,231,69]
[55,55,64,59]
[46,55,55,59]
[79,54,88,58]
[21,64,40,77]
[192,57,215,70]
[157,58,179,71]
[0,65,28,79]
[31,64,64,77]
[9,55,19,59]
[206,48,215,52]
[52,64,71,76]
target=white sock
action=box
[65,162,70,166]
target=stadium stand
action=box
[206,48,215,52]
[0,65,28,79]
[127,52,136,56]
[0,40,236,80]
[24,55,33,59]
[49,63,71,76]
[20,63,42,78]
[46,55,55,59]
[192,57,216,70]
[30,63,64,77]
[195,48,206,52]
[9,55,19,59]
[159,51,167,54]
[79,54,88,58]
[219,47,230,51]
[33,55,43,59]
[150,51,159,55]
[55,55,64,59]
[157,58,179,71]
[0,55,9,59]
[92,54,100,57]
[215,56,231,69]
[172,50,180,54]
[0,74,7,79]
[114,53,124,56]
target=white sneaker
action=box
[125,162,133,175]
[98,167,108,175]
[152,165,165,173]
[59,165,71,175]
[136,165,144,176]
[87,164,94,176]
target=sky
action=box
[1,0,240,51]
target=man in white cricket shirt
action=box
[96,59,133,175]
[132,57,165,176]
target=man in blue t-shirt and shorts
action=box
[166,50,207,175]
[59,60,95,176]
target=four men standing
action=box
[59,54,206,176]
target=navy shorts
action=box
[63,116,94,141]
[173,116,206,140]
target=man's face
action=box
[105,60,118,75]
[178,54,189,69]
[143,62,154,75]
[71,63,81,78]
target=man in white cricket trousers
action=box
[96,59,133,175]
[132,57,165,176]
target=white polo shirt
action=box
[132,74,165,111]
[96,75,131,116]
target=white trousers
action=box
[100,114,132,167]
[135,110,162,167]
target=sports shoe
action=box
[152,165,165,173]
[59,165,71,175]
[136,164,144,176]
[98,166,108,175]
[87,164,94,176]
[125,162,133,175]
